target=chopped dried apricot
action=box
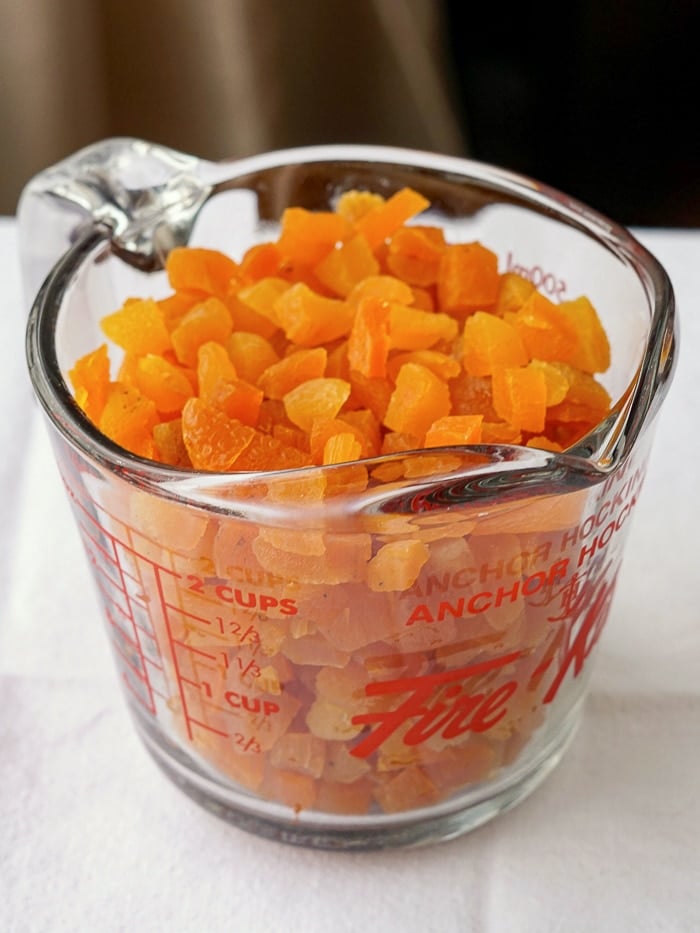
[101,299,172,356]
[384,363,451,438]
[283,377,351,433]
[170,298,233,367]
[437,242,499,315]
[462,311,528,376]
[492,365,548,433]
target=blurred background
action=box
[1,0,698,225]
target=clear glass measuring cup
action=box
[21,140,677,849]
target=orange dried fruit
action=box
[347,274,414,309]
[558,296,611,373]
[389,303,458,350]
[510,290,578,362]
[274,282,355,346]
[277,207,351,265]
[181,397,255,471]
[165,246,239,300]
[384,362,451,438]
[152,418,191,467]
[98,383,159,459]
[101,299,172,356]
[196,340,237,401]
[424,414,483,447]
[437,242,500,315]
[347,296,391,379]
[135,354,194,414]
[283,377,351,432]
[257,347,327,399]
[68,344,111,423]
[335,189,385,223]
[492,365,548,433]
[462,311,528,376]
[494,272,535,315]
[367,538,430,592]
[314,234,380,297]
[226,331,280,384]
[353,187,430,251]
[385,224,446,286]
[386,349,461,382]
[170,297,233,367]
[236,276,290,328]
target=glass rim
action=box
[24,143,678,514]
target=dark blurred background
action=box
[1,0,698,226]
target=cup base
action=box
[133,702,583,851]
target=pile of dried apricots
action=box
[69,187,612,473]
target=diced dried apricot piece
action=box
[526,435,563,452]
[383,363,451,438]
[437,242,500,315]
[353,187,430,250]
[314,234,380,297]
[236,276,290,329]
[367,539,429,592]
[209,379,264,427]
[389,303,458,350]
[386,224,446,286]
[98,383,159,459]
[373,766,440,813]
[269,733,326,779]
[283,377,351,432]
[510,290,578,362]
[481,421,522,444]
[166,246,239,299]
[274,282,354,346]
[462,311,528,376]
[196,341,237,401]
[348,371,393,421]
[226,331,280,384]
[277,207,351,265]
[335,189,385,223]
[233,431,312,471]
[495,272,535,315]
[257,347,327,399]
[492,365,547,433]
[170,298,233,367]
[101,299,172,356]
[181,397,255,471]
[239,242,284,283]
[558,296,611,373]
[309,418,370,465]
[152,418,191,467]
[338,408,382,457]
[158,292,198,330]
[347,274,415,309]
[528,359,571,406]
[547,367,611,424]
[386,349,461,383]
[135,354,194,414]
[424,414,483,447]
[449,372,498,419]
[68,344,111,423]
[347,296,391,379]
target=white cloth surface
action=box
[1,217,698,933]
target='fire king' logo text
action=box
[349,574,616,759]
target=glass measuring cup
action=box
[21,140,676,850]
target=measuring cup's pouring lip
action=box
[23,141,678,511]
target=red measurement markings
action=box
[65,485,177,716]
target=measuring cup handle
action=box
[16,136,230,310]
